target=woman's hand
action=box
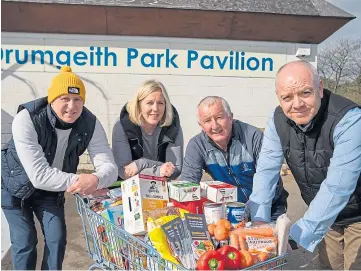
[160,162,175,177]
[124,162,138,178]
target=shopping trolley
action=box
[75,194,287,271]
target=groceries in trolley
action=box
[200,180,238,203]
[121,174,170,235]
[146,206,212,269]
[199,217,291,270]
[86,177,291,270]
[168,181,201,202]
[90,193,124,227]
[169,181,207,214]
[146,206,290,270]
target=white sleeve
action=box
[12,110,78,191]
[88,119,118,189]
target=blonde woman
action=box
[112,80,183,180]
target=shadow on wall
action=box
[2,56,111,135]
[1,63,39,99]
[80,76,111,135]
[1,110,13,259]
[1,110,14,148]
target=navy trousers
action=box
[1,188,67,270]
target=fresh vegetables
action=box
[149,208,285,270]
[196,246,257,270]
[234,221,246,229]
[208,224,217,236]
[214,226,230,241]
[239,249,254,268]
[196,250,225,270]
[257,251,269,262]
[229,233,240,250]
[216,219,232,231]
[208,219,231,241]
[217,246,241,270]
[229,224,278,264]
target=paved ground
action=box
[282,175,321,270]
[1,192,94,270]
[1,174,321,270]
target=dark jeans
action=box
[270,188,289,221]
[1,188,67,270]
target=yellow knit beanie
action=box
[48,66,86,104]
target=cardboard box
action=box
[171,197,208,214]
[107,187,122,200]
[121,174,169,235]
[101,204,124,227]
[168,181,201,202]
[200,181,237,203]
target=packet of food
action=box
[178,208,190,219]
[231,223,278,263]
[161,218,183,258]
[275,214,292,255]
[147,215,180,265]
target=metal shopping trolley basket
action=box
[244,255,287,270]
[75,193,186,271]
[75,194,287,271]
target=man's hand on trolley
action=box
[67,173,99,195]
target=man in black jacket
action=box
[249,60,361,270]
[1,66,117,270]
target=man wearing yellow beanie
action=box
[1,66,118,270]
[48,66,86,124]
[48,66,86,104]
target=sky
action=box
[319,0,361,48]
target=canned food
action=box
[204,202,224,224]
[226,202,248,227]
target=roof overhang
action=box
[1,1,355,44]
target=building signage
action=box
[1,43,286,77]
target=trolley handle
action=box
[74,193,90,206]
[74,193,110,206]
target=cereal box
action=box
[121,174,169,235]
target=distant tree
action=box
[349,47,361,92]
[318,38,361,94]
